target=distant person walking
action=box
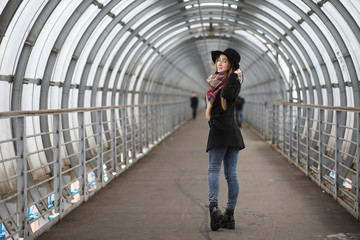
[205,48,245,231]
[235,93,245,127]
[190,92,199,119]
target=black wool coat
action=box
[206,72,245,152]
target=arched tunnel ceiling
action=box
[0,0,359,111]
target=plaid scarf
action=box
[206,72,226,105]
[205,72,226,120]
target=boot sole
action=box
[221,222,235,229]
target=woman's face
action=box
[216,54,230,72]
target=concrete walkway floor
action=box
[38,113,360,240]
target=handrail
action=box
[0,101,186,117]
[265,101,360,111]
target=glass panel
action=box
[332,87,341,106]
[323,2,360,80]
[111,0,134,15]
[266,0,302,22]
[285,36,308,88]
[115,37,138,90]
[293,29,319,90]
[301,22,336,85]
[106,30,132,89]
[52,5,99,86]
[341,0,360,26]
[346,86,354,107]
[255,3,293,30]
[98,0,112,5]
[19,84,39,111]
[90,23,122,88]
[21,84,35,111]
[138,15,167,37]
[126,43,142,92]
[309,13,351,88]
[147,20,182,41]
[321,88,328,106]
[73,16,113,86]
[122,1,154,24]
[278,51,290,85]
[84,90,91,108]
[27,84,41,111]
[0,0,47,75]
[69,88,79,108]
[290,0,311,13]
[0,0,8,15]
[48,86,62,110]
[157,33,187,52]
[26,0,83,79]
[135,50,153,92]
[0,81,11,111]
[294,27,324,85]
[96,91,102,107]
[154,27,188,49]
[131,2,176,30]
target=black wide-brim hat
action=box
[211,48,241,69]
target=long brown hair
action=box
[214,55,236,111]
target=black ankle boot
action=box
[220,209,235,229]
[209,202,223,231]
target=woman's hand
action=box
[234,69,243,83]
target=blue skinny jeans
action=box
[208,147,239,210]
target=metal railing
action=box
[245,101,360,220]
[0,101,191,240]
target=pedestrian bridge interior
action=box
[0,0,359,239]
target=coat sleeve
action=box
[222,73,241,99]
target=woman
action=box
[205,48,245,231]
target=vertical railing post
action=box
[334,110,342,198]
[318,108,325,185]
[276,104,280,149]
[306,107,310,175]
[179,102,183,124]
[160,104,164,138]
[121,107,127,168]
[296,106,301,167]
[264,102,267,138]
[131,106,136,159]
[176,103,179,127]
[282,104,286,155]
[150,105,154,145]
[356,111,360,219]
[16,116,29,238]
[95,110,104,186]
[145,105,149,149]
[111,108,117,173]
[289,105,293,161]
[156,105,159,141]
[272,104,275,145]
[78,111,88,201]
[139,106,143,154]
[155,104,159,141]
[163,104,167,135]
[53,113,62,216]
